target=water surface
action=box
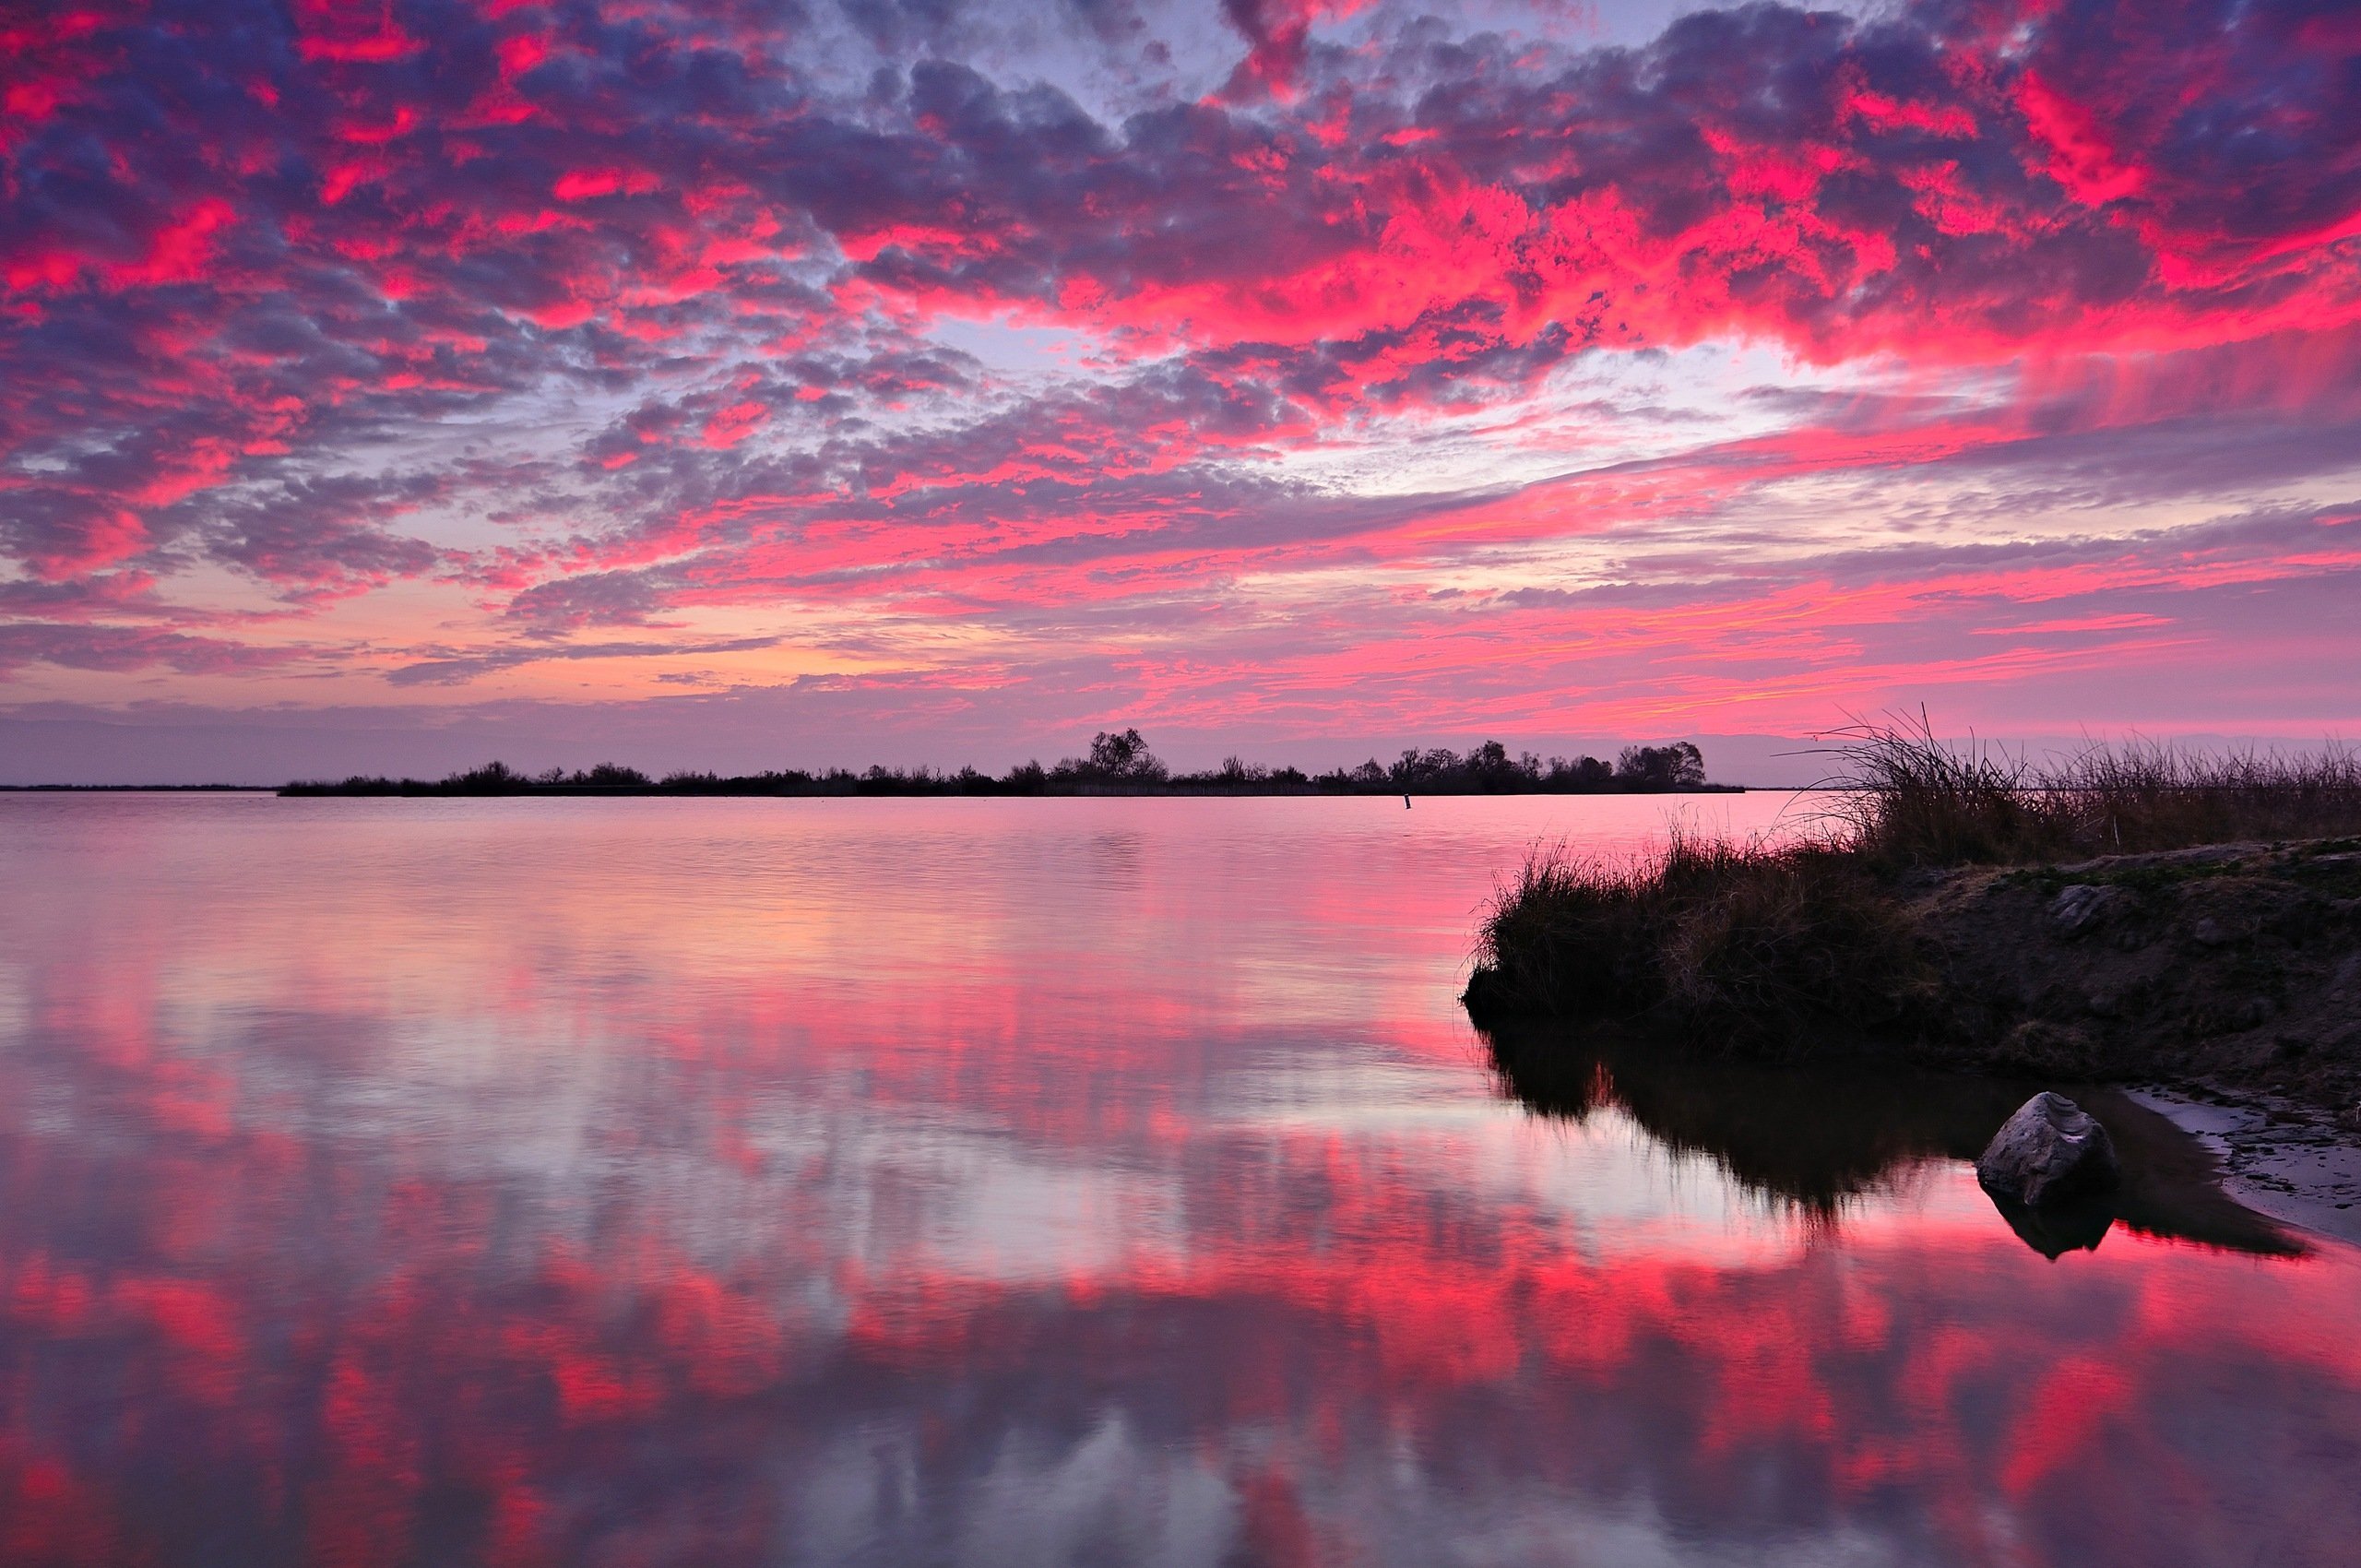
[0,793,2354,1567]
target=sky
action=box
[3,0,2358,781]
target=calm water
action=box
[0,793,2355,1567]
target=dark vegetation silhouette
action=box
[283,731,1740,797]
[1465,826,1928,1053]
[1465,712,2361,1111]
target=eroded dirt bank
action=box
[1911,837,2361,1121]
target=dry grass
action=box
[1656,846,1928,1049]
[2046,738,2361,852]
[1465,848,1666,1017]
[1817,711,2361,866]
[1810,712,2058,865]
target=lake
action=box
[0,792,2354,1567]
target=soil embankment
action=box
[1910,837,2361,1116]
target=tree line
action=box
[283,733,1728,796]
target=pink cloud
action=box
[0,0,2355,752]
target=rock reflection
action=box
[1477,1020,2303,1256]
[1987,1192,2118,1259]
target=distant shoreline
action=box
[3,781,1753,797]
[0,780,1757,796]
[0,783,275,792]
[6,736,1752,797]
[272,779,1750,799]
[264,736,1737,799]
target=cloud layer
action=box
[4,0,2358,766]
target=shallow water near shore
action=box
[0,791,2355,1567]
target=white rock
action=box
[2050,885,2125,937]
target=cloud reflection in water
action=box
[0,793,2353,1567]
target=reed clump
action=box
[1465,829,1930,1054]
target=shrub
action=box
[1467,828,1931,1052]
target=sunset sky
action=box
[4,0,2358,779]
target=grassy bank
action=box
[1465,719,2361,1106]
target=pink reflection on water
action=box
[0,793,2353,1566]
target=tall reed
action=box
[1815,711,2361,865]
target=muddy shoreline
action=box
[2134,1084,2361,1246]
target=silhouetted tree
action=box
[1078,728,1168,782]
[1615,742,1707,789]
[1464,740,1534,790]
[447,761,523,793]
